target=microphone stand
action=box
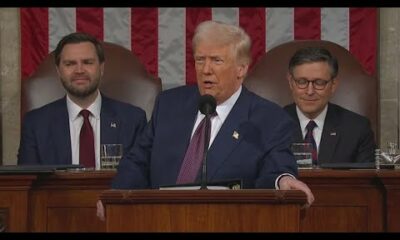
[200,113,211,190]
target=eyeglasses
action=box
[291,77,332,90]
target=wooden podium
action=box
[100,189,307,232]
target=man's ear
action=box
[56,65,61,77]
[287,72,294,90]
[100,62,105,76]
[237,63,249,80]
[331,77,339,93]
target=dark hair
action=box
[54,32,105,66]
[288,47,338,79]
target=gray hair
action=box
[192,20,251,65]
[288,47,338,79]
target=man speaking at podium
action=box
[110,21,314,207]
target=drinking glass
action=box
[100,144,123,170]
[291,143,313,169]
[387,141,400,164]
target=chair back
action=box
[244,40,378,139]
[21,42,162,120]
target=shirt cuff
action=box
[275,173,296,189]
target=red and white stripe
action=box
[21,7,377,90]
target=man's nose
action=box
[202,60,212,74]
[306,82,315,95]
[74,63,85,73]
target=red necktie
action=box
[176,113,216,184]
[304,120,318,165]
[79,109,95,168]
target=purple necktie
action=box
[79,109,95,168]
[176,114,215,184]
[304,120,318,165]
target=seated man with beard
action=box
[17,32,147,169]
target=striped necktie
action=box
[176,113,217,184]
[305,120,318,165]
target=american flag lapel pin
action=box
[232,131,239,140]
[111,122,117,128]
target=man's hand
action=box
[96,200,105,221]
[278,176,314,208]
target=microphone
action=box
[198,94,217,116]
[198,94,216,190]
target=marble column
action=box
[0,8,20,165]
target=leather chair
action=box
[244,40,379,141]
[21,42,162,120]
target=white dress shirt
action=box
[275,105,328,189]
[296,104,328,153]
[190,86,242,146]
[67,91,102,169]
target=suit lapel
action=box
[206,88,250,180]
[50,98,72,164]
[164,89,200,183]
[100,96,120,145]
[171,91,200,180]
[319,104,340,163]
[286,103,303,142]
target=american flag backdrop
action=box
[20,7,377,90]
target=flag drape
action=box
[21,7,377,90]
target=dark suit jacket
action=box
[112,85,298,189]
[17,94,147,165]
[284,103,375,163]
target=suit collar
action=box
[318,103,340,163]
[51,97,72,164]
[100,94,120,144]
[287,102,340,163]
[296,104,327,136]
[180,88,201,143]
[164,87,202,184]
[66,91,102,121]
[286,103,303,142]
[215,85,242,121]
[50,94,122,164]
[206,87,252,181]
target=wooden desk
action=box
[299,169,384,232]
[0,175,36,232]
[0,169,399,232]
[376,170,400,232]
[100,189,307,232]
[29,171,114,232]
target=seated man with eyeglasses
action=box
[284,47,375,164]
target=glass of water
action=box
[100,144,123,170]
[291,143,313,169]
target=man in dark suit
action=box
[284,47,375,164]
[109,21,314,205]
[17,32,147,168]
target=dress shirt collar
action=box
[67,90,102,121]
[296,103,328,133]
[215,85,242,121]
[196,85,242,121]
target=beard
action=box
[61,77,100,98]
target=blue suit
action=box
[17,94,147,165]
[284,102,375,163]
[112,86,297,189]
